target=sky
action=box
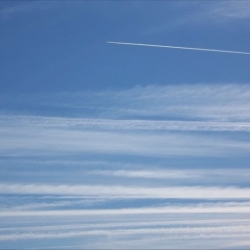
[1,0,250,249]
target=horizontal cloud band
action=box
[1,184,250,199]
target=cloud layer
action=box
[1,84,250,249]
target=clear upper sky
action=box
[1,1,250,249]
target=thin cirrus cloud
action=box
[142,1,250,34]
[1,84,250,121]
[1,203,250,247]
[2,204,250,217]
[1,115,250,132]
[2,217,250,232]
[1,0,250,247]
[1,228,250,246]
[1,83,250,249]
[1,124,250,157]
[1,84,250,159]
[208,1,250,19]
[54,84,250,122]
[0,2,54,20]
[1,204,250,248]
[1,184,250,199]
[174,1,250,28]
[1,206,250,249]
[92,169,250,180]
[1,224,250,241]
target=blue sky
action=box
[1,1,250,249]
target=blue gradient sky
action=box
[1,1,250,249]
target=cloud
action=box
[3,216,250,232]
[2,115,250,132]
[1,183,250,200]
[1,206,250,247]
[92,168,250,181]
[183,1,250,24]
[209,1,250,19]
[1,4,34,19]
[0,2,54,20]
[1,199,104,211]
[2,84,250,121]
[95,169,197,179]
[1,84,249,249]
[1,98,250,158]
[143,1,250,34]
[1,202,250,248]
[1,224,250,241]
[1,123,249,157]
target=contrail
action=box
[107,41,250,55]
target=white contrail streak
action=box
[107,41,250,55]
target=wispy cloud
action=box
[1,224,250,241]
[1,208,250,250]
[92,168,250,181]
[2,84,250,121]
[0,2,53,20]
[1,205,250,249]
[143,1,250,34]
[1,202,250,248]
[1,84,249,249]
[2,115,250,132]
[1,84,250,159]
[0,199,103,211]
[3,217,250,232]
[1,124,250,157]
[1,184,250,200]
[208,1,250,20]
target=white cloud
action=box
[1,84,250,121]
[2,115,250,131]
[1,116,250,158]
[1,183,250,200]
[2,203,250,248]
[1,84,250,249]
[93,168,250,181]
[142,1,250,34]
[1,199,103,211]
[0,2,55,20]
[1,225,250,241]
[166,1,250,30]
[209,1,250,19]
[3,217,250,232]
